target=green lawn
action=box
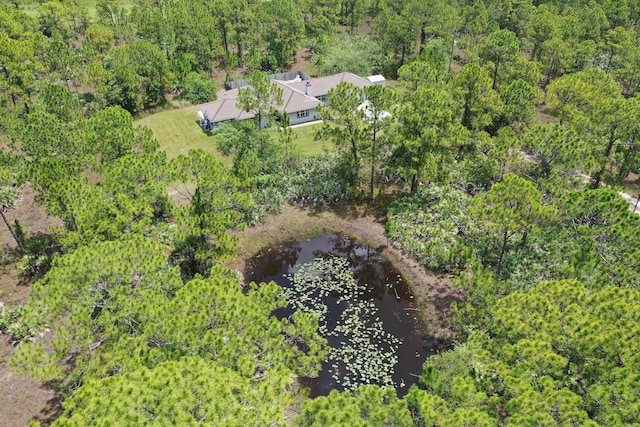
[21,0,121,18]
[266,123,329,156]
[136,107,328,164]
[136,107,220,159]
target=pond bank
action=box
[223,204,462,341]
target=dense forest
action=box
[1,0,640,424]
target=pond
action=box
[244,232,445,397]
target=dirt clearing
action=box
[1,185,62,427]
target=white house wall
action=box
[287,109,321,125]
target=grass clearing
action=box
[385,79,411,99]
[137,106,329,164]
[21,0,130,18]
[136,107,221,159]
[266,123,329,156]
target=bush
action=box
[181,72,217,104]
[312,34,377,77]
[0,303,47,344]
[386,186,474,273]
[288,154,355,206]
[244,185,284,225]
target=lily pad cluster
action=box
[285,257,401,391]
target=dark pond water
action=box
[244,232,444,397]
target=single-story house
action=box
[197,72,385,130]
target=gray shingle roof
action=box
[198,72,373,124]
[284,72,372,97]
[278,81,322,113]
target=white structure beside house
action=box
[197,72,385,130]
[366,75,386,86]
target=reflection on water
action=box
[245,232,444,397]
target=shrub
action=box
[181,72,217,104]
[0,303,47,344]
[288,154,354,206]
[386,186,474,273]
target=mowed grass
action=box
[136,107,220,159]
[266,122,329,156]
[136,107,328,165]
[21,0,134,18]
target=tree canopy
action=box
[2,0,640,424]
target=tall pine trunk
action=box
[591,127,618,189]
[1,209,24,253]
[497,228,509,276]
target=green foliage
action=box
[583,94,640,187]
[102,151,172,220]
[450,262,506,337]
[11,235,181,379]
[391,85,457,192]
[0,185,19,211]
[545,67,621,124]
[453,136,503,195]
[0,5,44,115]
[244,184,285,225]
[499,78,537,126]
[517,123,594,193]
[216,121,283,177]
[0,303,47,345]
[130,0,221,75]
[372,4,417,76]
[88,105,136,165]
[4,0,640,423]
[16,231,60,278]
[416,279,640,425]
[491,281,640,424]
[288,154,355,206]
[170,149,252,277]
[44,178,158,250]
[35,81,81,122]
[10,105,91,199]
[478,28,521,90]
[13,235,326,395]
[37,0,88,39]
[386,185,473,273]
[216,122,289,223]
[151,267,327,378]
[258,0,304,69]
[0,157,26,253]
[236,70,284,129]
[106,39,173,113]
[180,72,217,104]
[312,33,376,77]
[92,61,140,114]
[362,84,394,200]
[300,386,412,426]
[54,356,294,426]
[452,63,503,131]
[83,24,115,56]
[546,189,640,289]
[318,82,366,179]
[469,173,556,276]
[398,59,440,91]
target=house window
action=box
[316,95,328,103]
[297,110,310,119]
